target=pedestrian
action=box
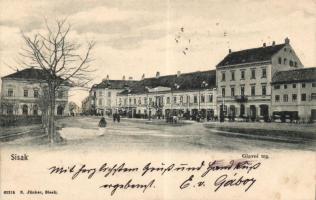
[99,117,107,127]
[117,114,120,123]
[113,113,116,122]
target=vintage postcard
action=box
[0,0,315,199]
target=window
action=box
[251,85,255,96]
[311,93,316,100]
[289,60,293,66]
[58,91,63,98]
[262,85,266,96]
[292,84,296,88]
[231,71,235,81]
[251,69,256,79]
[138,98,141,105]
[312,83,316,87]
[240,86,245,96]
[284,84,287,89]
[33,105,38,115]
[194,95,198,103]
[221,88,225,97]
[278,57,282,64]
[134,98,137,105]
[98,99,102,106]
[144,97,148,105]
[99,91,103,96]
[180,96,183,103]
[34,89,39,98]
[294,62,297,67]
[292,94,297,101]
[283,58,287,64]
[221,72,226,81]
[173,96,177,103]
[275,95,280,102]
[231,87,235,97]
[124,99,127,105]
[129,98,132,104]
[22,104,28,115]
[166,97,170,104]
[274,85,280,89]
[23,89,28,97]
[302,83,306,88]
[186,95,190,103]
[7,104,13,115]
[7,88,13,97]
[201,95,205,103]
[301,93,306,101]
[283,94,288,102]
[108,91,111,97]
[208,95,213,102]
[240,70,245,80]
[262,68,267,78]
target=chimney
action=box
[285,37,290,44]
[156,71,160,78]
[122,75,126,81]
[141,73,145,80]
[177,71,181,77]
[106,74,109,80]
[128,76,133,80]
[272,41,276,46]
[228,49,232,54]
[263,43,266,47]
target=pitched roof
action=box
[2,67,71,86]
[217,44,286,68]
[92,79,139,90]
[119,70,216,94]
[272,67,316,84]
[2,67,49,80]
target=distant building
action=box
[271,67,316,121]
[216,38,304,121]
[86,77,138,115]
[0,67,70,116]
[117,70,217,119]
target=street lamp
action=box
[171,83,180,116]
[199,81,208,111]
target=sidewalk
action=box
[204,122,316,143]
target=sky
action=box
[0,0,315,106]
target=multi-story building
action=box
[87,77,138,115]
[0,67,70,116]
[216,38,303,121]
[117,70,217,119]
[271,67,316,121]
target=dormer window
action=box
[7,88,13,97]
[283,58,287,64]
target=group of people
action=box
[113,113,120,123]
[98,113,121,129]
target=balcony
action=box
[234,95,248,103]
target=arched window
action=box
[22,104,28,115]
[33,105,38,115]
[57,105,64,116]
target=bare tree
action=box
[20,19,95,143]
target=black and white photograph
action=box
[0,0,315,199]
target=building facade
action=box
[116,70,217,120]
[216,38,303,121]
[271,67,316,121]
[1,68,70,116]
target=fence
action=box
[0,115,42,127]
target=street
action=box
[1,116,315,152]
